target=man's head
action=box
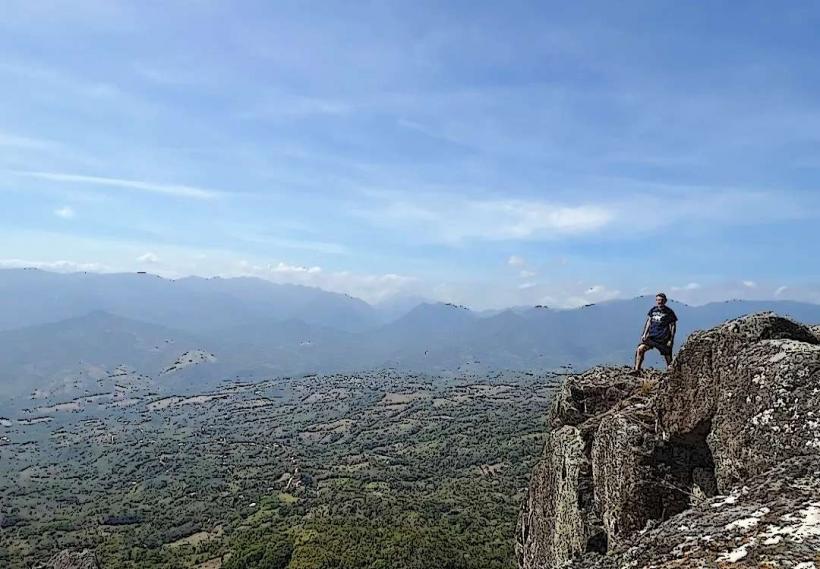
[655,292,668,307]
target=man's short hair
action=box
[656,292,667,301]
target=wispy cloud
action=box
[238,92,351,121]
[53,205,75,219]
[0,131,58,151]
[12,171,226,200]
[355,184,815,247]
[539,283,622,309]
[136,252,159,264]
[230,231,350,255]
[359,195,615,244]
[232,260,418,303]
[671,282,702,292]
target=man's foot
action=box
[628,369,642,377]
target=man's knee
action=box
[636,343,649,354]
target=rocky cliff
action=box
[517,313,820,568]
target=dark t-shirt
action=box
[647,305,677,341]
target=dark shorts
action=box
[641,337,673,357]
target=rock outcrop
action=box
[658,313,820,491]
[517,313,820,569]
[516,368,664,567]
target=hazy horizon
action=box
[2,265,819,311]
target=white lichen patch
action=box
[751,408,774,426]
[147,397,183,411]
[725,507,769,531]
[716,541,752,562]
[768,351,788,364]
[711,493,739,508]
[759,503,820,545]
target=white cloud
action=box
[231,260,418,303]
[239,93,351,120]
[54,205,75,219]
[231,231,349,255]
[743,280,757,288]
[507,255,526,267]
[774,285,788,298]
[560,284,621,307]
[269,261,321,275]
[519,269,536,278]
[137,252,160,264]
[518,281,536,290]
[489,201,613,238]
[360,195,615,243]
[12,171,226,200]
[356,183,815,248]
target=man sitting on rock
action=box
[633,292,678,373]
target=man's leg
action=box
[634,344,649,371]
[663,353,673,368]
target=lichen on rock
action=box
[658,312,820,491]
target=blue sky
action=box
[1,1,819,308]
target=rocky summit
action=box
[516,312,820,568]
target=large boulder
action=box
[550,367,641,428]
[591,395,697,551]
[566,455,820,568]
[517,425,595,569]
[516,368,653,569]
[658,313,820,491]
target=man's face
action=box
[656,295,666,307]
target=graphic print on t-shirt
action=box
[647,306,677,341]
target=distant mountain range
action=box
[1,268,819,407]
[0,268,380,332]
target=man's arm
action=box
[641,317,650,342]
[668,322,677,346]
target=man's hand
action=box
[666,339,673,348]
